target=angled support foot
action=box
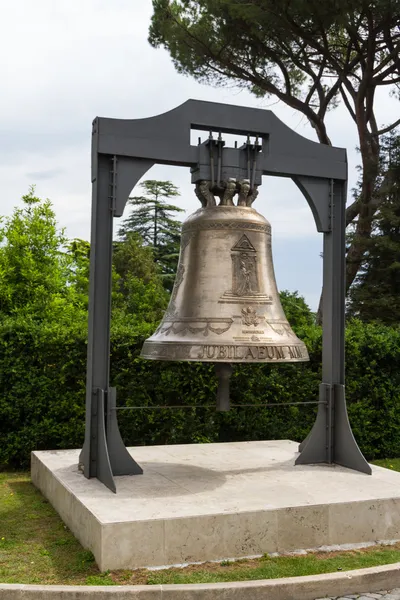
[295,384,371,474]
[298,428,312,452]
[80,388,116,493]
[333,384,371,473]
[95,388,118,492]
[295,384,331,465]
[106,388,143,476]
[79,388,142,494]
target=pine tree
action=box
[118,180,184,291]
[347,132,400,324]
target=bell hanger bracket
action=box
[81,99,370,493]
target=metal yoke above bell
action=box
[141,180,309,366]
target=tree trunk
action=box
[345,128,380,294]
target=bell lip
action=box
[140,357,310,363]
[140,342,310,363]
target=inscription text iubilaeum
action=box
[197,345,305,360]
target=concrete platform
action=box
[31,441,400,571]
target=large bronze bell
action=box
[141,178,309,407]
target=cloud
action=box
[25,169,64,181]
[1,0,398,310]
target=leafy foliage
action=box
[0,187,83,323]
[65,238,90,309]
[0,317,87,469]
[280,290,315,330]
[347,131,400,322]
[2,190,400,470]
[3,315,400,468]
[118,180,184,291]
[113,233,169,326]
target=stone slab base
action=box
[31,441,400,571]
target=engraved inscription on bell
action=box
[141,180,309,364]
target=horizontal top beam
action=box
[93,99,347,181]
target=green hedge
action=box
[1,318,400,469]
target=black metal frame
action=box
[79,99,371,493]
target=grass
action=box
[145,546,400,585]
[372,458,400,471]
[0,473,99,585]
[0,460,400,586]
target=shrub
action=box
[1,318,400,469]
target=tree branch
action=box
[373,117,400,137]
[365,84,376,125]
[368,109,379,137]
[259,47,292,95]
[340,86,357,122]
[318,77,342,120]
[379,75,400,85]
[346,199,361,226]
[372,41,400,79]
[374,59,400,84]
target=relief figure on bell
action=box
[236,253,258,295]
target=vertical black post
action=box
[79,122,116,491]
[322,180,344,396]
[296,180,370,473]
[330,181,371,473]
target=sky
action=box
[1,1,399,310]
